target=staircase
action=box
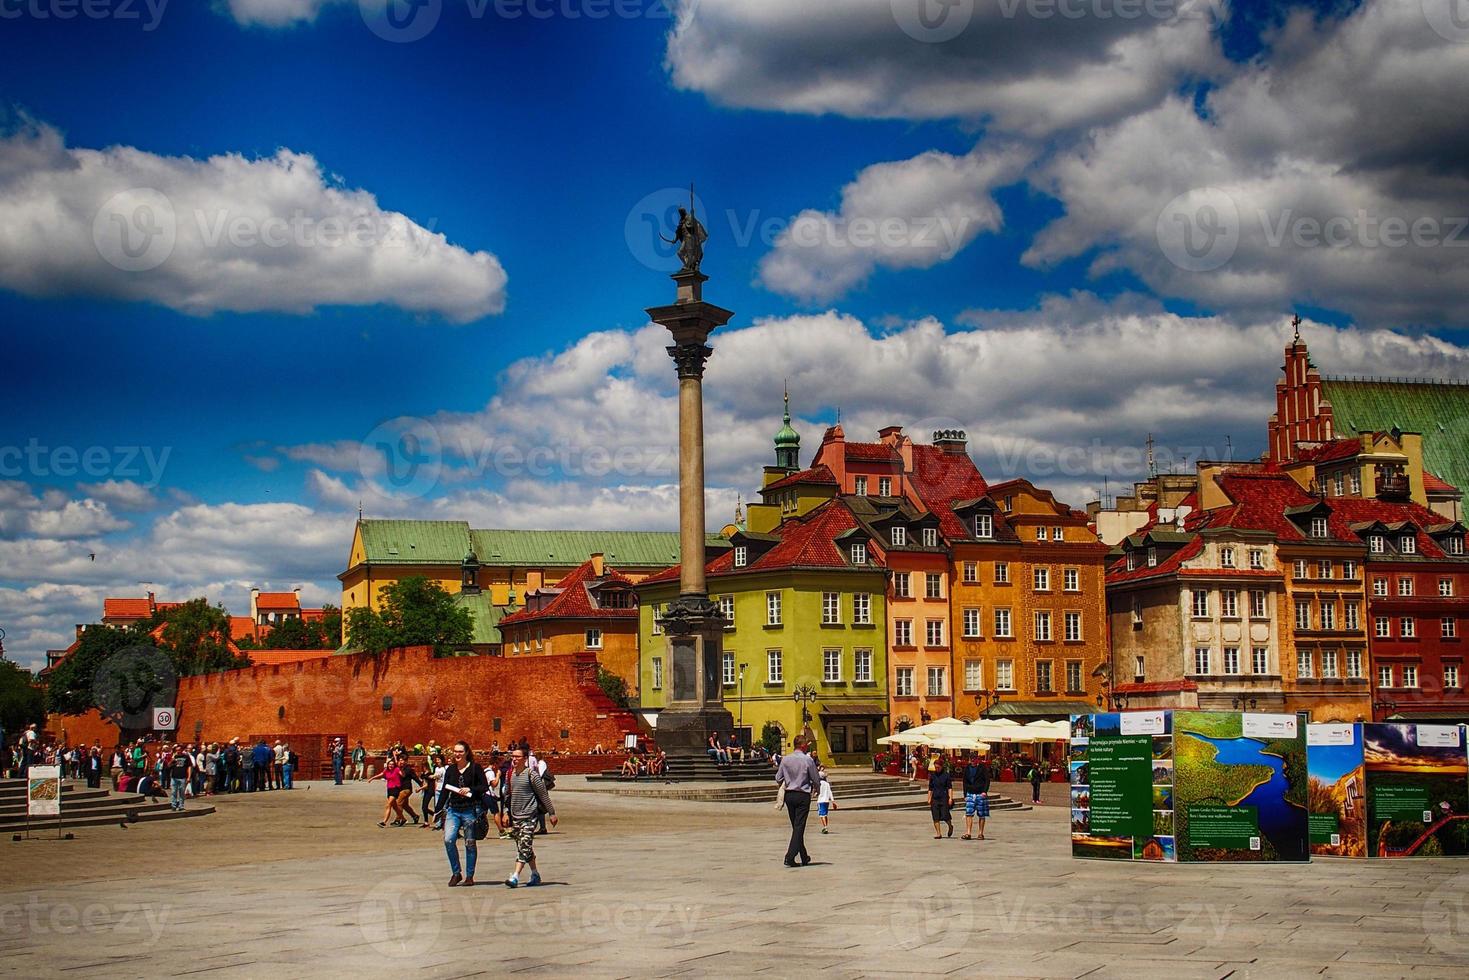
[0,779,215,833]
[586,755,774,783]
[571,771,1030,812]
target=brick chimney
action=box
[933,429,968,455]
[590,552,605,576]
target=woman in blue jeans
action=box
[439,740,491,887]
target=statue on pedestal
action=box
[661,186,708,274]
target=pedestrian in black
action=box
[1029,760,1044,804]
[774,736,820,867]
[928,757,954,838]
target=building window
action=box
[1192,590,1210,618]
[891,525,906,547]
[964,659,984,691]
[535,629,543,649]
[767,649,783,684]
[1320,602,1335,630]
[1249,549,1265,569]
[1378,664,1392,688]
[1131,597,1142,627]
[879,477,892,496]
[1193,647,1211,675]
[850,542,867,565]
[975,514,993,539]
[716,595,735,629]
[1373,577,1387,597]
[822,592,840,625]
[994,562,1010,584]
[1440,578,1455,597]
[1369,535,1385,554]
[1147,546,1157,567]
[1293,559,1308,579]
[926,619,945,647]
[962,561,977,583]
[1297,649,1313,679]
[1221,590,1238,618]
[1350,470,1362,494]
[854,649,873,683]
[1398,577,1414,597]
[853,592,872,625]
[895,620,913,647]
[1443,617,1457,639]
[996,660,1014,690]
[828,725,847,754]
[925,573,943,599]
[854,476,868,496]
[585,628,602,649]
[1449,536,1466,556]
[1333,473,1345,496]
[1317,560,1332,579]
[823,649,842,683]
[1064,567,1079,592]
[1221,547,1236,568]
[1401,617,1416,638]
[766,591,782,626]
[1036,527,1048,541]
[651,607,663,636]
[1066,660,1082,692]
[922,527,938,547]
[1250,590,1268,619]
[723,652,736,687]
[1134,655,1145,680]
[927,667,946,697]
[994,608,1013,638]
[1033,611,1052,642]
[1375,616,1390,638]
[1343,560,1356,579]
[1296,600,1312,631]
[894,573,912,599]
[895,667,914,697]
[1126,554,1137,572]
[1446,665,1461,689]
[1404,664,1418,688]
[1033,567,1050,592]
[1053,526,1065,541]
[651,656,664,690]
[1223,647,1240,675]
[1322,649,1339,679]
[1401,535,1417,555]
[1310,517,1328,538]
[1064,611,1082,642]
[1252,647,1269,675]
[1345,602,1359,630]
[1036,661,1054,692]
[1346,649,1363,678]
[962,607,981,638]
[734,545,748,568]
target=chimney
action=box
[293,587,301,604]
[933,429,968,455]
[590,552,605,577]
[250,588,260,623]
[878,425,904,444]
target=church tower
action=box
[773,388,801,471]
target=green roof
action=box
[451,591,513,645]
[353,520,725,569]
[1321,379,1469,495]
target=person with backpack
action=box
[503,746,556,887]
[440,740,488,887]
[1029,759,1044,805]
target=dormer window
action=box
[975,514,993,539]
[891,526,906,547]
[854,476,868,496]
[1448,536,1465,556]
[878,477,892,496]
[850,542,867,565]
[734,546,748,568]
[1370,535,1385,554]
[1147,546,1157,568]
[1401,535,1417,555]
[1126,553,1137,571]
[1310,517,1328,539]
[1221,547,1235,568]
[1036,527,1048,541]
[922,527,937,547]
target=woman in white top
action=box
[423,755,449,830]
[817,768,836,834]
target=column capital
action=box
[667,343,713,380]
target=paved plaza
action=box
[2,779,1468,978]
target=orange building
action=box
[496,555,641,696]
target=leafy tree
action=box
[760,720,784,754]
[0,659,45,735]
[597,665,631,708]
[153,598,248,675]
[253,605,344,650]
[345,577,473,656]
[44,624,145,716]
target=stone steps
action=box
[0,779,214,832]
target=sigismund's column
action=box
[646,197,734,757]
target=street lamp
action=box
[738,662,748,735]
[1373,698,1398,720]
[1231,696,1259,711]
[792,684,818,728]
[974,690,1002,715]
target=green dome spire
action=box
[774,387,800,470]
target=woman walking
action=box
[440,741,488,887]
[396,753,422,825]
[368,754,404,827]
[422,752,447,830]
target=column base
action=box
[656,706,735,759]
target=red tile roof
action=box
[247,649,333,667]
[102,597,153,619]
[1107,535,1204,584]
[645,498,873,584]
[907,445,990,539]
[255,592,301,609]
[1424,470,1460,494]
[229,616,259,642]
[763,464,837,493]
[1294,438,1364,464]
[844,442,899,461]
[498,558,639,625]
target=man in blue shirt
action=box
[961,754,991,840]
[332,739,346,785]
[250,739,272,792]
[928,758,954,839]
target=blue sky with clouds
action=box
[2,0,1468,668]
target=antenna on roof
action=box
[1146,433,1156,478]
[358,500,363,521]
[1225,435,1232,461]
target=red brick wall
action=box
[48,647,634,754]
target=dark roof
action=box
[1320,378,1469,496]
[498,558,638,626]
[762,464,838,492]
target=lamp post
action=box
[1230,696,1259,711]
[1373,698,1397,721]
[974,690,1002,715]
[738,662,748,734]
[792,684,818,728]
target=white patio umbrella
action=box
[876,730,934,746]
[1022,720,1072,741]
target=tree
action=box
[0,659,44,735]
[251,606,343,650]
[597,666,631,709]
[152,599,248,675]
[760,720,784,754]
[345,577,473,656]
[44,624,146,716]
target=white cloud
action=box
[0,120,507,322]
[0,482,130,539]
[223,0,350,27]
[77,479,159,511]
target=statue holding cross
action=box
[661,184,708,275]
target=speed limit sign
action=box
[153,706,177,730]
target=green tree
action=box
[0,659,45,735]
[345,577,472,656]
[153,599,248,675]
[760,720,784,754]
[257,605,344,650]
[597,665,631,709]
[44,624,144,716]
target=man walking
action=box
[961,753,990,840]
[774,736,820,867]
[352,741,367,780]
[167,745,192,812]
[503,747,556,888]
[332,739,345,785]
[928,757,955,839]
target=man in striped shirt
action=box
[504,748,557,887]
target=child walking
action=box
[817,767,836,834]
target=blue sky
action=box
[2,0,1468,668]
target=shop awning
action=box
[818,703,888,718]
[983,700,1093,720]
[1386,709,1469,723]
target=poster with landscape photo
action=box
[1306,723,1366,858]
[1070,712,1175,862]
[1174,711,1309,863]
[1363,723,1469,858]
